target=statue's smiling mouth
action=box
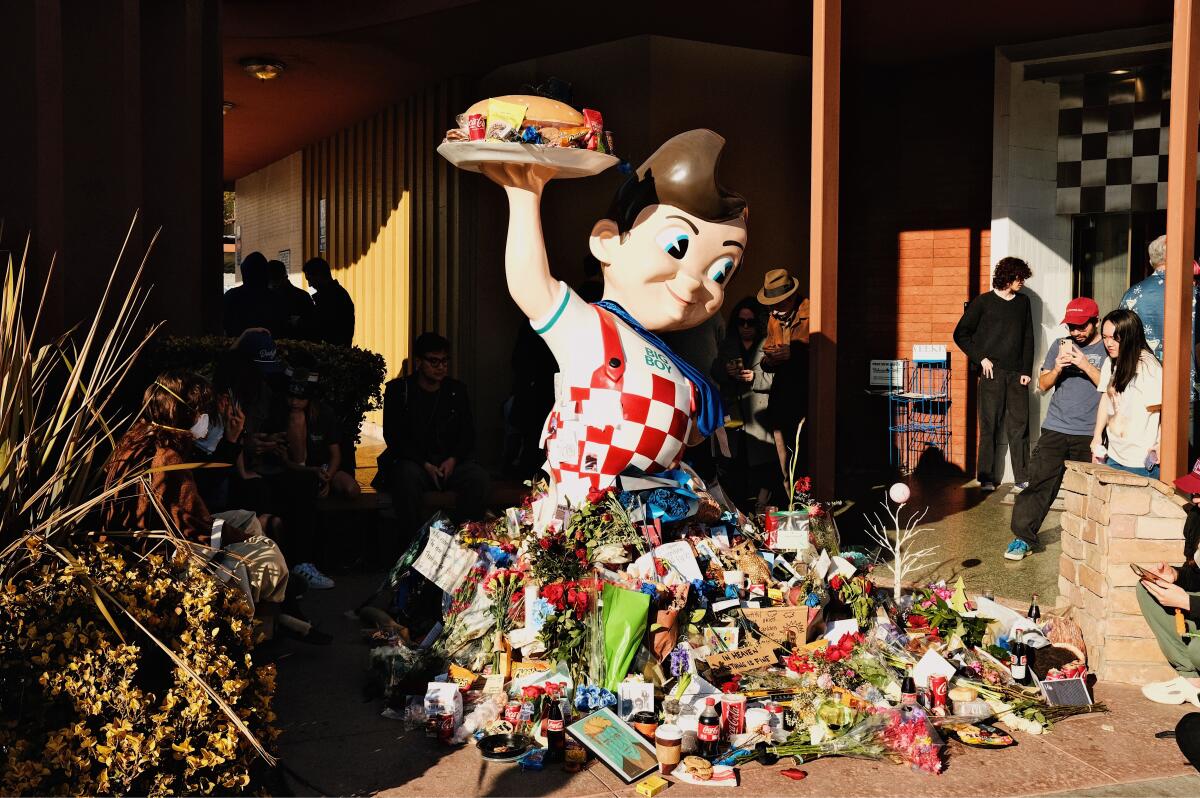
[664,284,694,307]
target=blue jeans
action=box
[1105,459,1160,479]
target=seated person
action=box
[214,333,334,590]
[1137,458,1200,706]
[379,332,489,534]
[102,371,329,643]
[281,366,361,500]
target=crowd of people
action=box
[951,236,1198,564]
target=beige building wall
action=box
[234,151,303,278]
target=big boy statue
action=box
[483,130,748,505]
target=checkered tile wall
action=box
[1055,66,1197,215]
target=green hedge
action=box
[141,335,387,442]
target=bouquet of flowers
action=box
[746,709,942,773]
[538,579,594,685]
[483,567,526,636]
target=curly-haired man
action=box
[954,257,1035,492]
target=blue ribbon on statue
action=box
[622,468,700,523]
[593,300,725,438]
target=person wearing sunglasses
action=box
[1005,298,1104,561]
[712,297,775,509]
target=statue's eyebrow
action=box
[724,241,744,250]
[666,215,700,235]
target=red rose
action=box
[539,537,552,550]
[795,477,812,493]
[654,559,668,577]
[830,575,843,590]
[567,585,589,615]
[575,547,589,563]
[541,583,567,611]
[908,615,928,628]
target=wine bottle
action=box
[1027,593,1041,623]
[697,697,722,759]
[1010,638,1028,683]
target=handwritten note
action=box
[412,528,478,593]
[707,641,778,673]
[742,606,808,643]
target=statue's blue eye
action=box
[655,228,690,259]
[706,257,735,285]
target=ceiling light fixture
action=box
[222,101,236,115]
[240,57,286,81]
[1110,68,1131,76]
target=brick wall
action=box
[839,56,995,475]
[234,151,303,276]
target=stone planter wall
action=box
[1057,462,1189,684]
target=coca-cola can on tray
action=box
[468,114,486,141]
[930,675,948,709]
[721,693,746,738]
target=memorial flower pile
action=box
[368,478,1106,784]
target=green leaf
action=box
[690,609,707,623]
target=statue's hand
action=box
[480,162,558,195]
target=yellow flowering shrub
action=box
[0,543,276,796]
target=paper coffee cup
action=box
[655,724,683,775]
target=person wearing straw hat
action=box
[757,269,810,476]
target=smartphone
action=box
[1130,563,1166,584]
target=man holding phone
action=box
[1006,297,1105,560]
[1136,459,1200,707]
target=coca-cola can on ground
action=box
[468,114,486,141]
[437,712,455,743]
[504,701,522,724]
[720,693,746,738]
[930,675,948,709]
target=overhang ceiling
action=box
[222,0,1171,181]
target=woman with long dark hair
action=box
[712,297,776,509]
[1091,308,1163,477]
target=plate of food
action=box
[944,722,1016,748]
[438,95,620,178]
[478,732,536,762]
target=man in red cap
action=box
[1006,297,1105,560]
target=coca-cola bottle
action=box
[901,665,917,706]
[697,697,722,759]
[545,695,566,762]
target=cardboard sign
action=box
[412,528,478,594]
[742,606,808,643]
[707,641,778,673]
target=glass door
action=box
[1072,213,1132,316]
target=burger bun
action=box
[465,95,583,127]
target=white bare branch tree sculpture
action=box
[864,486,940,603]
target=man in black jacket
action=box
[953,257,1035,492]
[380,332,489,534]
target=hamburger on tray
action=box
[437,94,619,178]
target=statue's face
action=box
[591,205,747,332]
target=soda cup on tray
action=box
[468,113,485,141]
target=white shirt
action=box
[1097,352,1162,467]
[530,281,695,503]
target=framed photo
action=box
[567,707,658,783]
